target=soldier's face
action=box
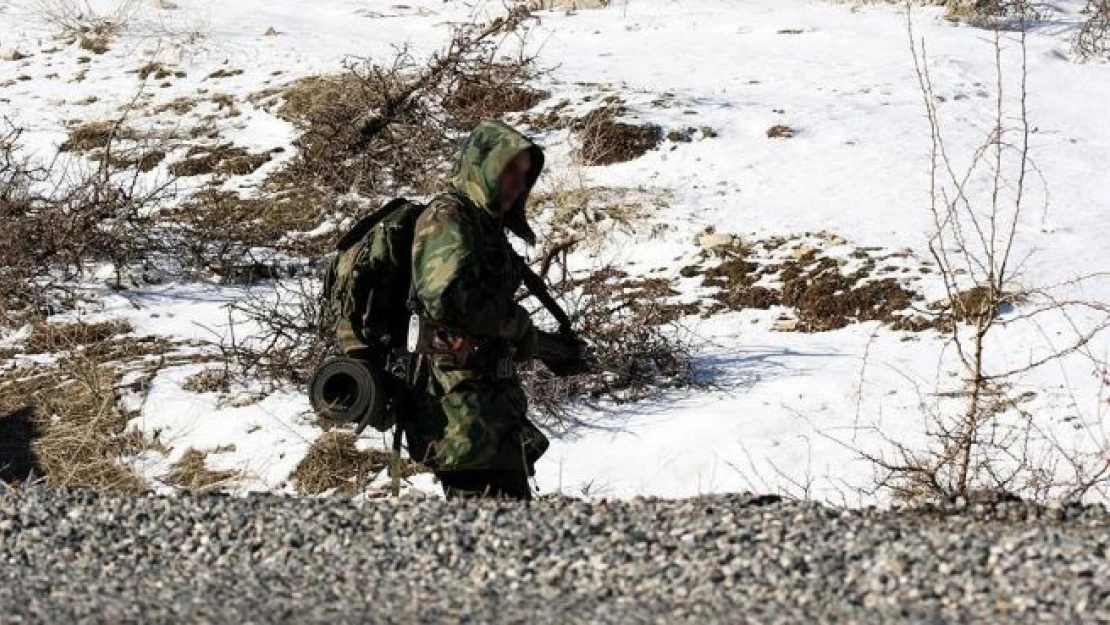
[498,151,533,213]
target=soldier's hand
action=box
[513,325,539,361]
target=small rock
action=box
[697,232,739,251]
[773,319,799,332]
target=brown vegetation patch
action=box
[443,61,546,130]
[576,108,663,165]
[153,97,198,115]
[168,144,271,177]
[166,449,239,491]
[172,187,330,269]
[134,62,174,81]
[90,148,166,172]
[766,124,796,139]
[932,286,1020,324]
[292,431,423,496]
[207,68,244,80]
[59,121,134,152]
[23,320,133,354]
[686,234,941,332]
[0,330,171,494]
[182,368,231,394]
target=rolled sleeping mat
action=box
[309,356,392,432]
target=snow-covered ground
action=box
[2,0,1108,502]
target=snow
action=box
[2,0,1109,503]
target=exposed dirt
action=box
[684,234,944,332]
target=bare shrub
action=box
[525,0,611,10]
[523,266,702,431]
[944,0,1043,25]
[23,320,133,354]
[292,431,423,496]
[575,106,663,166]
[218,279,334,387]
[1075,0,1110,61]
[174,9,543,278]
[262,8,540,200]
[165,449,239,492]
[33,0,144,53]
[859,14,1110,503]
[0,114,177,324]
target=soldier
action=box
[406,120,549,500]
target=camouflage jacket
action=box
[411,121,545,389]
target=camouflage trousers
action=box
[402,372,549,477]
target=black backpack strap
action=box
[335,197,411,253]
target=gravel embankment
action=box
[2,488,1109,624]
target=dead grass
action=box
[172,187,330,273]
[932,286,1020,324]
[59,120,134,152]
[575,107,663,166]
[165,449,239,492]
[292,431,423,496]
[442,61,546,130]
[0,320,203,493]
[766,124,796,139]
[686,234,941,332]
[23,320,133,353]
[527,0,611,9]
[168,144,270,177]
[182,367,231,394]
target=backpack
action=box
[323,198,426,356]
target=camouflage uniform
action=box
[408,121,549,497]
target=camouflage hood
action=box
[450,120,544,245]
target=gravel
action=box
[2,488,1109,624]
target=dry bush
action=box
[574,106,663,166]
[181,367,231,394]
[218,279,334,387]
[942,0,1044,26]
[23,320,133,353]
[33,0,144,53]
[0,321,170,494]
[0,116,177,324]
[171,188,331,276]
[523,266,702,431]
[1075,0,1110,60]
[165,449,239,492]
[292,431,422,496]
[261,8,541,199]
[174,9,543,278]
[856,17,1110,504]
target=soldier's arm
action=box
[411,203,533,341]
